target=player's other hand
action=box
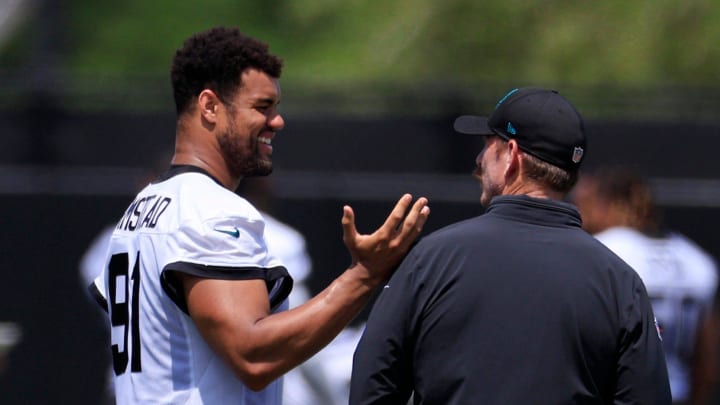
[341,194,430,286]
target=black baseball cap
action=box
[454,87,586,170]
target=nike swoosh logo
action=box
[213,226,240,238]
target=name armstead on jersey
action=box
[116,195,172,232]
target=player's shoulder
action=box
[594,226,646,246]
[157,171,232,198]
[668,232,718,271]
[668,232,712,256]
[159,172,258,218]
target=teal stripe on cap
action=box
[495,88,519,108]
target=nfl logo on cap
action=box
[572,147,584,164]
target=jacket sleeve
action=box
[614,274,672,404]
[349,251,418,405]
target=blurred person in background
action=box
[573,166,720,405]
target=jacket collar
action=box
[485,195,582,228]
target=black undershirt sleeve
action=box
[160,261,293,314]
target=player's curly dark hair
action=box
[589,166,660,234]
[170,27,283,114]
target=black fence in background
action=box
[1,109,719,403]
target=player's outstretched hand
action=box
[342,194,430,286]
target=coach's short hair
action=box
[170,27,283,114]
[521,152,578,194]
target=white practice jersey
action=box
[91,166,293,405]
[594,226,718,402]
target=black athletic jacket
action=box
[350,195,671,405]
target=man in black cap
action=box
[349,88,672,404]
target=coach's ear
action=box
[504,139,522,179]
[197,89,221,125]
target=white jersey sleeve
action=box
[160,212,293,313]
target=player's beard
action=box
[218,120,273,179]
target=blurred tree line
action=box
[1,0,719,117]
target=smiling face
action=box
[218,68,284,179]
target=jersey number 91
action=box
[108,251,142,375]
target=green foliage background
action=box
[2,0,720,116]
